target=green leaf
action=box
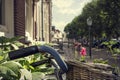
[10,44,19,50]
[12,41,24,47]
[0,65,17,78]
[0,56,3,61]
[32,72,45,80]
[1,61,23,75]
[0,36,10,44]
[19,69,32,80]
[9,36,24,43]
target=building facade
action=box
[40,0,52,42]
[0,0,52,43]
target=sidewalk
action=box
[62,43,120,67]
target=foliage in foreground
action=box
[0,36,54,80]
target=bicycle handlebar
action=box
[9,45,68,73]
[9,46,39,60]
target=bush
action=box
[93,58,108,64]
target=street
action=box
[61,43,120,68]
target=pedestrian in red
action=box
[79,43,87,62]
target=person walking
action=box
[74,41,87,62]
[79,43,87,62]
[57,30,63,50]
[74,41,81,60]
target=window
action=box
[0,0,5,25]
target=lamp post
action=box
[87,17,92,59]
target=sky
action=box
[52,0,92,32]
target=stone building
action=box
[0,0,52,43]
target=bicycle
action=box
[9,45,68,80]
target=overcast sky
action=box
[52,0,92,32]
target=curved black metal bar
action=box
[30,59,49,67]
[9,46,39,60]
[9,45,68,73]
[37,46,68,73]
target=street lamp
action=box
[87,17,92,59]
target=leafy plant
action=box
[93,58,108,64]
[0,61,23,80]
[0,36,25,79]
[0,36,24,61]
[102,40,120,56]
[0,36,24,50]
[102,40,120,76]
[0,36,55,79]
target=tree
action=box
[64,0,120,40]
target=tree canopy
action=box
[64,0,120,40]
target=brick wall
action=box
[14,0,25,42]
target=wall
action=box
[0,0,14,37]
[25,0,34,42]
